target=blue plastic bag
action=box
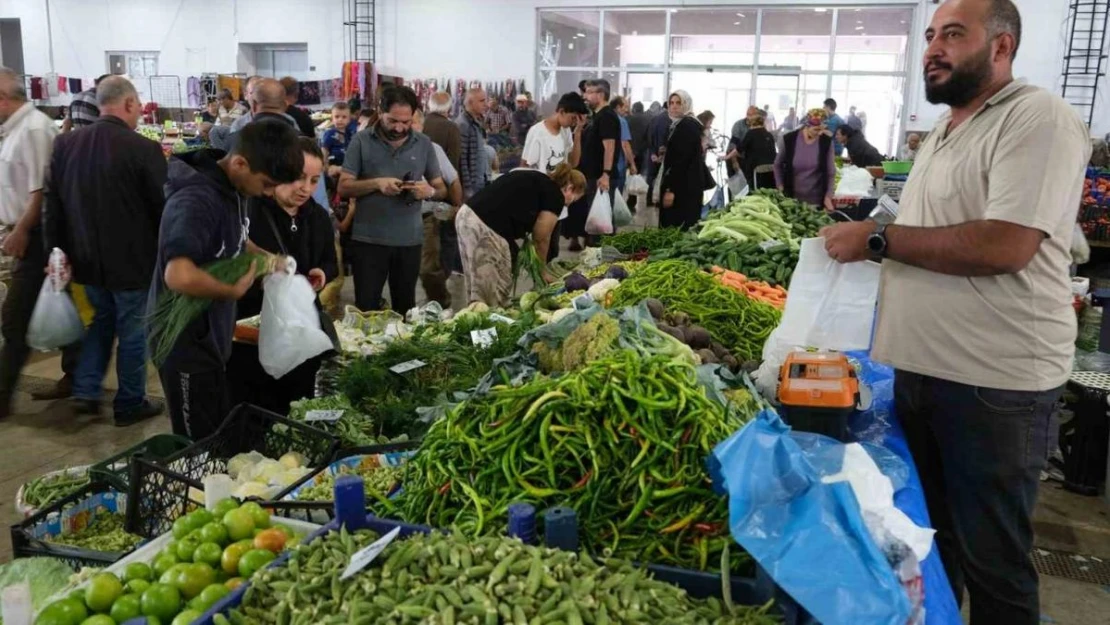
[710,408,912,625]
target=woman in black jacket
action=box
[835,125,885,168]
[232,137,339,415]
[660,90,710,230]
[739,114,778,190]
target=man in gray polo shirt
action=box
[339,85,447,313]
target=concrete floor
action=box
[2,206,1110,623]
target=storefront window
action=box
[759,9,833,72]
[833,7,913,72]
[670,9,757,66]
[538,10,601,68]
[603,10,666,68]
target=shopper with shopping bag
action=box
[659,90,712,230]
[564,79,621,249]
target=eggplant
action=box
[564,271,590,292]
[604,265,629,280]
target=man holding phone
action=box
[339,85,447,313]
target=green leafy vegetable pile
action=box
[46,513,143,553]
[0,557,74,624]
[287,395,387,448]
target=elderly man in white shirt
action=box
[0,67,80,417]
[899,132,922,161]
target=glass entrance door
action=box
[669,69,752,152]
[753,73,801,134]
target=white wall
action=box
[0,0,346,106]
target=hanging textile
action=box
[298,81,321,105]
[30,77,44,100]
[217,75,240,100]
[370,63,379,95]
[43,73,60,97]
[187,77,204,107]
[201,76,217,99]
[82,78,95,92]
[68,77,83,94]
[342,62,359,100]
[56,76,68,94]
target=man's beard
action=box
[379,122,409,141]
[924,44,993,107]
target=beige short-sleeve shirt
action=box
[872,81,1091,392]
[0,102,57,225]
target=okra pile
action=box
[220,527,779,625]
[391,352,745,572]
[295,464,405,502]
[47,512,143,553]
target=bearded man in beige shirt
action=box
[822,1,1090,623]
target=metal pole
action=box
[43,0,55,73]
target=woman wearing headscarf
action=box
[659,90,711,230]
[773,108,836,212]
[739,114,778,191]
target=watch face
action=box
[868,233,885,254]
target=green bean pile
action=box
[608,260,781,362]
[47,513,143,553]
[21,469,90,509]
[221,527,778,625]
[295,465,405,502]
[390,352,745,572]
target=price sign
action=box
[390,359,426,374]
[340,527,401,580]
[305,410,344,423]
[489,313,516,325]
[470,327,498,349]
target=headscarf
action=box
[804,107,828,128]
[668,90,693,121]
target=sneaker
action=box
[31,374,73,400]
[114,398,164,427]
[568,238,583,252]
[74,399,100,415]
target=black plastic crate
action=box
[11,482,141,570]
[88,433,192,492]
[267,441,419,521]
[125,456,206,539]
[159,403,340,483]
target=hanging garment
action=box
[187,77,203,107]
[298,81,321,105]
[369,63,379,94]
[82,78,95,92]
[201,76,217,99]
[217,75,240,100]
[30,77,44,100]
[43,73,60,97]
[68,77,83,94]
[56,76,68,94]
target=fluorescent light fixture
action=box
[855,26,864,30]
[814,8,827,12]
[568,42,575,49]
[734,21,741,25]
[576,33,585,37]
[736,12,745,17]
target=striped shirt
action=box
[69,89,99,128]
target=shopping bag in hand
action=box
[258,257,334,378]
[27,248,84,351]
[625,174,648,194]
[584,189,614,235]
[727,171,749,197]
[612,190,633,227]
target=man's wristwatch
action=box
[867,223,889,258]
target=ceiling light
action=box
[734,21,741,25]
[855,26,864,30]
[614,46,621,50]
[736,12,745,18]
[631,30,637,36]
[814,8,827,13]
[576,32,585,37]
[568,42,575,49]
[900,20,907,24]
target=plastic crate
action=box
[267,441,419,522]
[159,403,340,484]
[125,457,206,539]
[10,482,143,570]
[88,433,192,492]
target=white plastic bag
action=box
[258,258,333,379]
[727,171,748,197]
[584,189,613,235]
[777,237,882,351]
[26,248,83,351]
[834,165,875,197]
[625,174,648,194]
[611,190,633,227]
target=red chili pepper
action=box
[438,481,451,495]
[680,427,692,444]
[693,522,721,534]
[573,471,592,489]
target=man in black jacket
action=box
[149,121,303,440]
[280,76,318,138]
[45,76,166,425]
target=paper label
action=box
[390,359,426,374]
[470,328,498,349]
[758,240,785,251]
[489,313,515,325]
[305,409,344,423]
[340,526,402,580]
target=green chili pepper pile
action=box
[339,313,536,440]
[295,464,405,503]
[607,260,781,362]
[47,513,143,553]
[21,469,90,509]
[390,351,745,572]
[222,526,778,625]
[601,228,686,254]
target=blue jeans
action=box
[894,371,1060,625]
[74,286,148,411]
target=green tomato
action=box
[237,549,276,578]
[125,579,151,596]
[140,583,182,622]
[211,498,239,519]
[85,572,124,613]
[151,553,179,579]
[173,563,216,600]
[238,502,270,529]
[37,598,87,625]
[221,509,255,542]
[190,508,215,527]
[198,522,229,546]
[175,536,202,562]
[272,525,295,539]
[123,562,153,583]
[78,616,115,625]
[170,610,202,625]
[188,583,230,612]
[193,542,223,568]
[108,593,142,624]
